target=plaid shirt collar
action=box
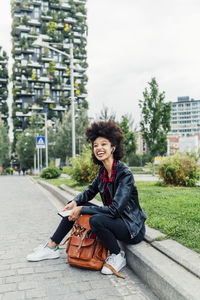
[100,159,117,184]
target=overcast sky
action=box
[1,0,200,128]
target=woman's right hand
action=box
[63,200,77,211]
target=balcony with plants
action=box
[49,0,61,9]
[11,0,88,129]
[31,0,42,6]
[0,48,9,124]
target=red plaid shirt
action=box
[100,160,117,206]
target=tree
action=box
[16,129,37,169]
[0,124,10,167]
[15,114,45,169]
[97,105,116,121]
[139,78,171,157]
[48,108,89,165]
[118,115,137,164]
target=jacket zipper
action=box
[120,215,134,239]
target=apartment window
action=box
[35,90,41,97]
[42,2,49,12]
[58,54,62,63]
[36,69,40,77]
[35,48,40,55]
[45,83,50,89]
[34,7,40,19]
[57,91,60,98]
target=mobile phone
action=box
[58,209,73,218]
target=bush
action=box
[158,154,200,187]
[70,145,98,183]
[6,167,12,174]
[128,153,153,167]
[40,167,61,179]
[62,166,73,175]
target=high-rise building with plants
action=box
[0,47,9,125]
[11,0,88,137]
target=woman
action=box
[27,120,147,276]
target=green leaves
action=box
[0,124,10,167]
[118,115,137,164]
[139,78,171,157]
[16,129,36,169]
[41,167,61,179]
[158,154,200,187]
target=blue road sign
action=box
[36,136,46,148]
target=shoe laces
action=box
[105,253,117,265]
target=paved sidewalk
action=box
[0,176,157,300]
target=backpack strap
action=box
[103,263,126,279]
[76,228,90,257]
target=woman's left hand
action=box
[68,206,82,221]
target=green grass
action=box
[34,176,200,253]
[137,181,200,253]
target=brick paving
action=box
[0,176,157,300]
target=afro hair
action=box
[85,120,124,165]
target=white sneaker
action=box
[101,251,126,275]
[33,243,45,252]
[27,244,60,262]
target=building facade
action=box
[0,47,9,125]
[11,0,88,136]
[168,96,200,155]
[135,131,148,155]
[170,96,200,136]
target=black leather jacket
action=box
[74,161,147,239]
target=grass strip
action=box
[137,181,200,253]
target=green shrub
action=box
[6,167,12,174]
[128,153,153,167]
[40,167,61,179]
[158,154,200,187]
[70,145,98,183]
[62,166,73,175]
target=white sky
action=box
[1,0,200,128]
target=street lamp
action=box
[32,35,76,158]
[37,112,48,168]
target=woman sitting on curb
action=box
[27,120,147,276]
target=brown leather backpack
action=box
[66,215,108,270]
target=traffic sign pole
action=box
[44,113,48,168]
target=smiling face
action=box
[93,137,115,162]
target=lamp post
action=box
[40,112,48,168]
[32,36,76,158]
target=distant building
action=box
[0,47,9,125]
[135,132,147,155]
[179,135,199,154]
[11,0,88,136]
[168,96,200,154]
[170,96,200,136]
[167,136,179,155]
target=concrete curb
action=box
[36,179,200,300]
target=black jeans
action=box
[51,204,145,255]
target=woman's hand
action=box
[68,206,83,222]
[63,200,77,211]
